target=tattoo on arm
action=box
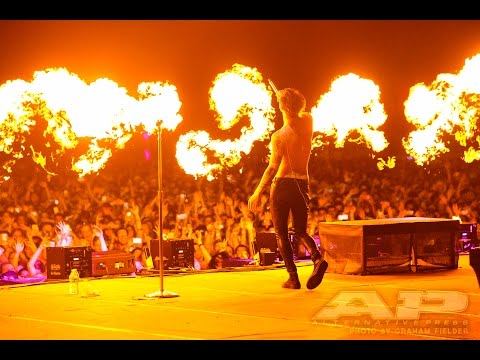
[256,166,277,194]
[269,136,282,168]
[255,134,281,195]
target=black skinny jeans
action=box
[270,177,321,274]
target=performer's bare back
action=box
[271,112,313,180]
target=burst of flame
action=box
[0,79,37,175]
[0,67,182,179]
[377,156,396,170]
[403,53,480,166]
[310,73,389,154]
[175,63,275,180]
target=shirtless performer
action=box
[248,87,328,289]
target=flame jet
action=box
[0,68,182,180]
[403,53,480,166]
[175,63,276,181]
[310,73,389,154]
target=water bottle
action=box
[69,268,80,295]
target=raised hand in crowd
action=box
[26,240,47,278]
[192,185,206,214]
[21,231,38,258]
[140,194,158,221]
[192,229,211,270]
[38,180,51,201]
[223,195,235,218]
[55,222,74,247]
[239,201,250,219]
[0,211,15,234]
[13,240,25,264]
[377,201,394,219]
[181,223,193,239]
[0,244,7,264]
[92,225,108,252]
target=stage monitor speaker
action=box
[260,251,276,266]
[46,246,92,279]
[91,250,136,277]
[256,232,282,264]
[150,238,194,269]
[256,231,277,252]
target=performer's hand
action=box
[248,193,259,212]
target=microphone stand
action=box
[144,121,179,299]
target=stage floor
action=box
[1,254,479,340]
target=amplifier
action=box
[46,246,92,279]
[150,239,194,269]
[91,251,136,277]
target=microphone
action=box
[268,79,278,95]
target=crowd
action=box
[0,151,478,283]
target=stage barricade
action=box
[318,217,460,275]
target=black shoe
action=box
[306,260,328,290]
[282,273,301,289]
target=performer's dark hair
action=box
[278,88,306,115]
